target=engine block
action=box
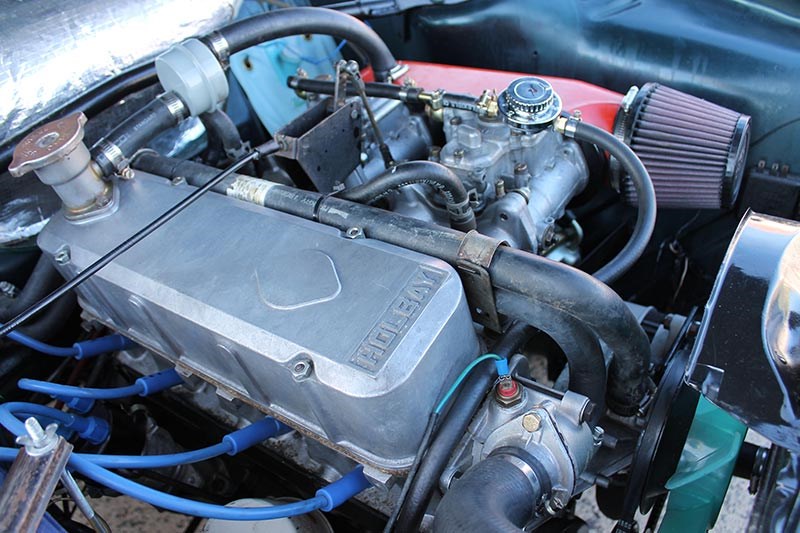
[37,173,479,473]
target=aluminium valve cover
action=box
[37,173,480,472]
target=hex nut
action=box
[291,358,313,381]
[522,412,542,432]
[54,246,71,265]
[345,227,364,239]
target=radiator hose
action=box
[392,325,536,532]
[92,92,187,176]
[214,7,400,81]
[433,451,545,533]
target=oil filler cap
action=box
[499,77,562,131]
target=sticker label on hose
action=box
[349,265,447,374]
[227,176,275,205]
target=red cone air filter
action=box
[613,83,751,209]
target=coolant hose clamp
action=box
[456,231,506,333]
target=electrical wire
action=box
[434,354,503,415]
[0,144,276,341]
[0,442,369,521]
[18,368,183,400]
[382,413,439,532]
[3,328,134,359]
[0,410,288,469]
[0,402,109,444]
[384,354,506,532]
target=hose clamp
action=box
[95,138,126,172]
[497,454,539,490]
[491,447,552,495]
[158,92,188,122]
[205,31,230,68]
[554,115,580,139]
[456,230,506,333]
[609,86,640,190]
[386,63,409,83]
[446,197,472,218]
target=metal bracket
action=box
[333,60,350,110]
[340,60,395,168]
[456,230,505,332]
[274,98,363,192]
[0,420,73,533]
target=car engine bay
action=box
[0,1,799,531]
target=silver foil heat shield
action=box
[0,0,238,142]
[37,173,479,473]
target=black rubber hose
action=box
[491,247,649,414]
[199,110,247,166]
[1,64,158,174]
[572,121,656,284]
[495,290,607,417]
[287,76,480,112]
[393,324,536,532]
[288,76,421,101]
[216,7,398,81]
[91,93,185,176]
[313,196,648,414]
[15,291,77,341]
[132,152,244,195]
[0,255,63,322]
[433,453,541,533]
[339,161,477,231]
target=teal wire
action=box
[433,353,502,415]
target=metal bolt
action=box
[15,418,59,456]
[449,116,462,126]
[171,176,186,186]
[25,418,46,445]
[119,167,135,180]
[541,216,557,245]
[522,412,542,432]
[592,425,605,446]
[454,148,465,159]
[54,246,71,265]
[495,377,523,407]
[291,357,313,381]
[495,179,506,198]
[345,227,364,239]
[350,108,360,120]
[95,190,112,207]
[549,487,570,512]
[514,162,528,174]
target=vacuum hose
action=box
[339,161,477,232]
[568,120,657,284]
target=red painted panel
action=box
[393,61,623,132]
